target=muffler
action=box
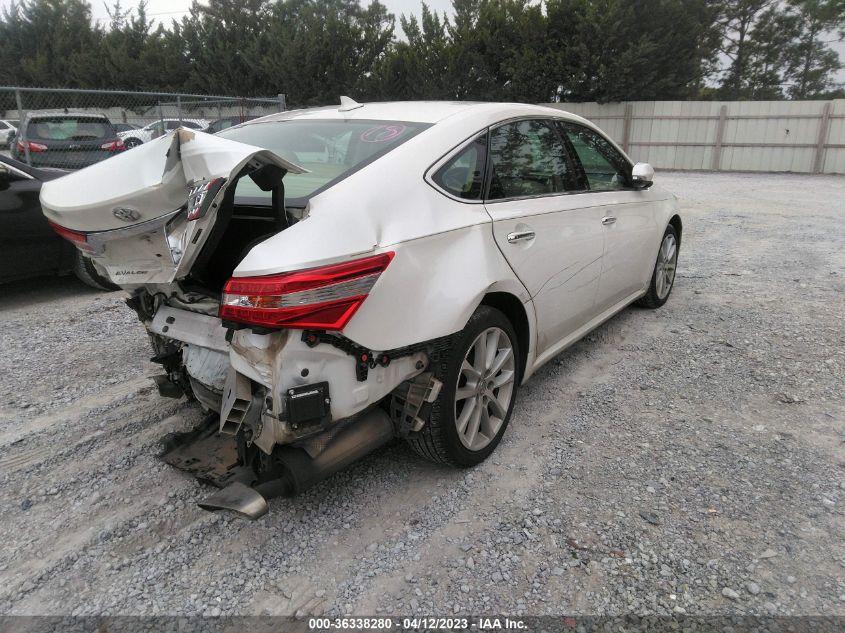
[198,407,394,519]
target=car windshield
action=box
[218,119,429,206]
[27,117,113,141]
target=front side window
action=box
[220,119,429,206]
[432,134,487,200]
[487,119,576,200]
[561,123,629,191]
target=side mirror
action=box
[631,162,654,189]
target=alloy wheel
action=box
[655,233,678,300]
[454,327,516,451]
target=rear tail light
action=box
[48,221,94,253]
[186,178,225,221]
[220,252,395,330]
[100,139,125,151]
[17,140,48,153]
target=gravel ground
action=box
[0,172,843,618]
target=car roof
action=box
[252,101,583,126]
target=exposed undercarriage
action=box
[126,285,445,518]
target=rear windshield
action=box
[26,117,114,141]
[219,119,429,206]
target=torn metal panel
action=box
[40,128,306,232]
[150,306,229,352]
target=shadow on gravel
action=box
[0,274,115,311]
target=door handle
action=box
[507,230,536,243]
[601,216,617,225]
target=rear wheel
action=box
[407,306,520,467]
[123,137,143,149]
[637,225,679,309]
[73,251,119,291]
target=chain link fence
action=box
[1,87,286,170]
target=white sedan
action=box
[118,118,209,148]
[41,100,680,516]
[0,119,17,147]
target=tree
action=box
[366,4,453,99]
[547,0,720,102]
[738,5,799,98]
[0,0,841,104]
[0,0,105,89]
[176,0,272,96]
[258,0,395,106]
[716,0,778,99]
[780,0,844,98]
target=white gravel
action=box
[0,171,843,617]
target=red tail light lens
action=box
[17,140,48,153]
[48,221,94,253]
[220,252,395,330]
[100,139,125,151]
[186,178,225,221]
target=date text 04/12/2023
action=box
[404,618,526,630]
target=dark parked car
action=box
[10,113,125,170]
[0,155,116,289]
[113,122,141,133]
[204,115,258,134]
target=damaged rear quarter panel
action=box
[232,118,533,353]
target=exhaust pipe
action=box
[198,407,394,519]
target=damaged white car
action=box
[41,100,681,517]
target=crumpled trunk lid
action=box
[40,128,305,286]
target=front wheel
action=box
[637,224,679,309]
[123,137,143,149]
[407,306,520,467]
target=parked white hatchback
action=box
[41,100,680,516]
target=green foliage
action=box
[0,0,842,104]
[716,0,844,99]
[780,0,845,98]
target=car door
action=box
[0,161,62,281]
[559,122,660,312]
[483,119,607,357]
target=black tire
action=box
[637,224,679,309]
[73,251,119,291]
[123,137,143,149]
[407,305,521,467]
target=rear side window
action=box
[560,123,630,191]
[221,119,430,206]
[433,134,487,200]
[27,117,114,141]
[487,119,577,200]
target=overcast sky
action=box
[2,0,843,83]
[24,0,458,30]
